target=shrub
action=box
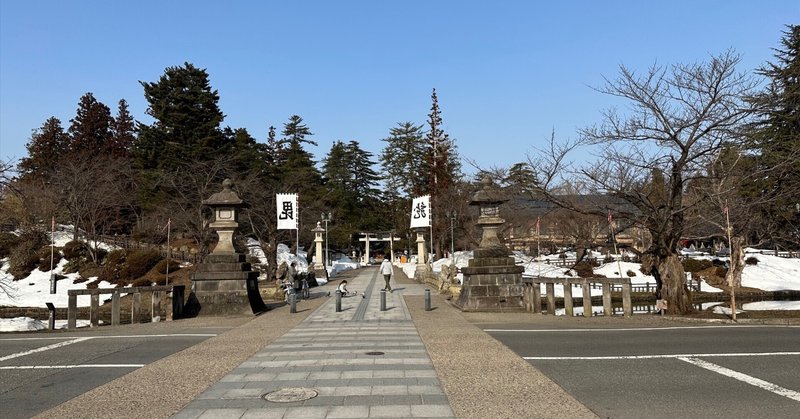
[682,259,713,273]
[745,256,759,266]
[574,262,595,277]
[7,230,48,278]
[715,266,728,278]
[63,240,90,260]
[0,232,19,258]
[36,246,62,272]
[626,270,636,277]
[98,249,127,283]
[131,277,153,287]
[154,258,181,275]
[121,249,162,281]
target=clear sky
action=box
[1,1,797,175]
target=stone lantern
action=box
[191,179,266,315]
[455,176,524,311]
[312,222,325,273]
[202,179,246,254]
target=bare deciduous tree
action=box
[530,51,757,314]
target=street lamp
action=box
[321,212,332,267]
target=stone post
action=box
[415,229,427,265]
[312,222,326,279]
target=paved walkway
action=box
[173,268,455,418]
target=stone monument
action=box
[454,176,525,311]
[190,179,267,315]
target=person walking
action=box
[380,253,393,292]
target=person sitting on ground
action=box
[336,280,364,298]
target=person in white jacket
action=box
[380,254,393,292]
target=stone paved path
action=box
[173,268,454,418]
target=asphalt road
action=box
[484,323,800,419]
[0,319,246,419]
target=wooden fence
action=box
[67,285,185,330]
[521,277,633,317]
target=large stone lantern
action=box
[311,222,325,276]
[191,179,267,315]
[203,179,246,254]
[455,176,524,311]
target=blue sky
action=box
[1,1,797,175]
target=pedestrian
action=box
[336,280,363,297]
[380,253,393,292]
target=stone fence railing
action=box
[521,277,632,317]
[67,285,185,330]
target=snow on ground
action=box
[4,234,800,331]
[0,317,91,332]
[1,258,117,308]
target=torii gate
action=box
[358,232,401,264]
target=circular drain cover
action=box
[365,351,385,356]
[263,387,318,403]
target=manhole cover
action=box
[365,351,385,356]
[263,387,318,403]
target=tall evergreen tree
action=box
[108,99,137,158]
[18,117,69,181]
[67,92,112,156]
[750,25,800,247]
[380,122,426,197]
[423,89,462,257]
[278,115,321,189]
[135,62,225,170]
[423,88,461,195]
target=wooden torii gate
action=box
[358,232,401,264]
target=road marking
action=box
[0,364,144,369]
[0,333,217,341]
[0,334,217,361]
[678,357,800,402]
[524,352,800,360]
[0,337,91,362]
[485,325,800,333]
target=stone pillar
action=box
[312,222,326,279]
[364,235,371,264]
[415,229,427,265]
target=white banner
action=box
[410,195,431,228]
[276,193,298,230]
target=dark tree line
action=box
[4,63,469,279]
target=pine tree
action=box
[18,117,69,181]
[67,92,113,156]
[135,62,225,170]
[750,25,800,247]
[109,99,137,158]
[380,122,426,197]
[278,115,321,189]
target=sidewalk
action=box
[173,268,455,418]
[36,266,597,419]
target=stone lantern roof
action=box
[202,179,247,207]
[469,176,508,206]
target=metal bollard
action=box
[380,289,387,311]
[425,289,432,311]
[46,302,56,331]
[289,293,297,313]
[335,290,342,312]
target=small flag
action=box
[607,210,613,223]
[161,218,171,232]
[51,216,55,232]
[723,206,729,216]
[535,216,540,235]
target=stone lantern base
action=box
[453,247,525,311]
[191,253,263,315]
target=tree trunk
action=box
[642,251,692,314]
[729,236,745,288]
